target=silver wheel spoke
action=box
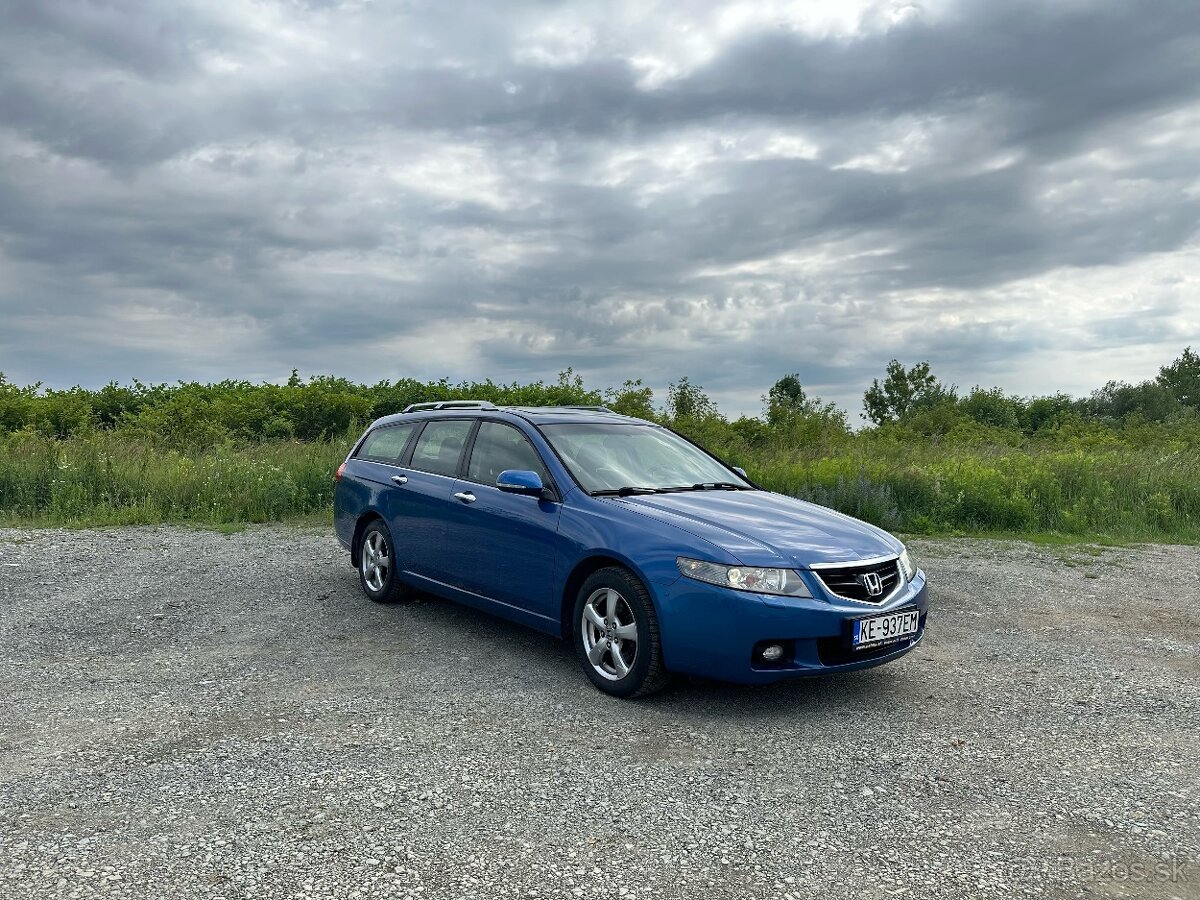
[611,645,630,678]
[605,589,618,621]
[587,640,607,665]
[584,605,605,630]
[614,622,637,641]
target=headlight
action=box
[899,548,917,581]
[676,557,812,597]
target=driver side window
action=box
[467,422,549,486]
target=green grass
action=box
[2,364,1198,542]
[1,427,1197,544]
[733,442,1200,544]
[0,430,348,528]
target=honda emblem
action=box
[858,572,884,597]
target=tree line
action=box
[0,347,1197,451]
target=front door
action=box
[445,420,562,619]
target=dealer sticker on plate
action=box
[852,608,920,650]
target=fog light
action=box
[760,644,784,662]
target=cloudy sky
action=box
[1,0,1198,416]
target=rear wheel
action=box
[358,521,410,604]
[573,567,669,698]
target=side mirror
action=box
[496,469,545,497]
[732,466,748,478]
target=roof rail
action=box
[507,404,615,413]
[402,400,498,413]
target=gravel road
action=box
[0,527,1197,900]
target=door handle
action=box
[453,491,476,504]
[391,475,408,486]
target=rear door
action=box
[393,418,475,583]
[337,422,419,549]
[446,420,562,618]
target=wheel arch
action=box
[350,511,385,566]
[558,553,661,642]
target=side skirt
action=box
[399,571,562,637]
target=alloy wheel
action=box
[580,587,639,680]
[361,530,390,592]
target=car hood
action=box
[610,490,901,569]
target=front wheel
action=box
[573,567,670,698]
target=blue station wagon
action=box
[334,402,928,697]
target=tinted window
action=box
[467,422,549,485]
[356,423,417,463]
[409,420,473,476]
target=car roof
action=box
[366,405,654,430]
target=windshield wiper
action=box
[591,486,666,496]
[593,482,750,496]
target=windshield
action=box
[540,423,752,494]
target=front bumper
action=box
[654,569,929,684]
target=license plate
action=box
[852,608,920,650]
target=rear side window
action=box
[356,423,417,463]
[409,420,473,476]
[467,422,549,485]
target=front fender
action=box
[554,492,728,669]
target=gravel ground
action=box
[0,527,1197,900]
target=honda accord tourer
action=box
[334,402,927,697]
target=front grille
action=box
[815,558,902,604]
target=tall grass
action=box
[741,444,1200,541]
[1,427,1197,542]
[2,366,1197,539]
[0,430,348,526]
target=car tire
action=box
[357,520,410,604]
[573,566,670,698]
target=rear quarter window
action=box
[355,423,417,463]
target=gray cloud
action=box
[1,0,1198,416]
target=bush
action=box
[0,361,1196,540]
